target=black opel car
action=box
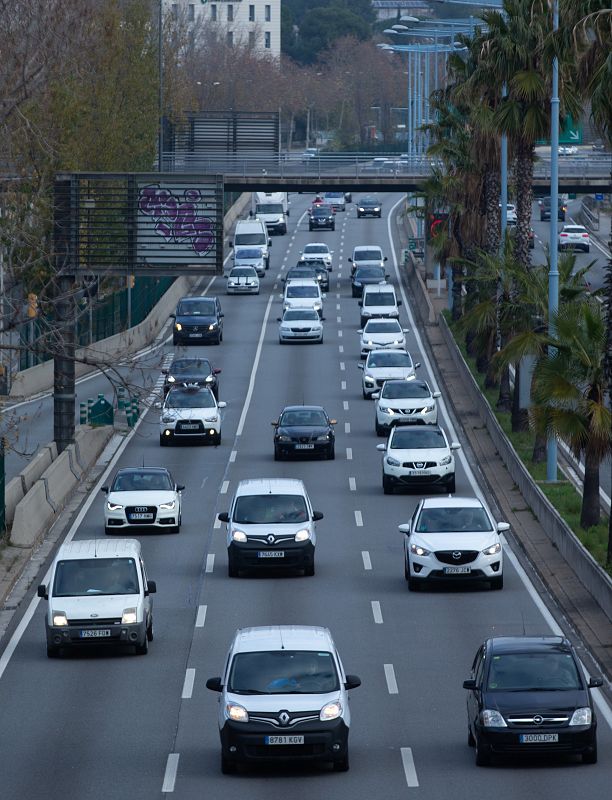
[171,296,224,345]
[272,405,336,460]
[162,357,221,398]
[351,266,389,297]
[309,204,335,231]
[463,636,602,766]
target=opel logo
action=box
[267,534,275,544]
[452,551,462,560]
[533,715,543,726]
[90,613,99,618]
[279,711,290,726]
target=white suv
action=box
[206,625,361,773]
[399,496,508,591]
[377,424,460,493]
[358,349,419,398]
[372,378,441,434]
[282,280,324,316]
[358,319,408,358]
[159,386,226,446]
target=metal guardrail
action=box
[579,196,601,231]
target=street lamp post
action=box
[158,0,164,172]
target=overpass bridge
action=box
[161,153,612,195]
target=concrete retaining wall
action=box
[403,254,436,324]
[438,313,612,623]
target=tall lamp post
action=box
[158,0,164,172]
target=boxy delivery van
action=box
[250,192,289,235]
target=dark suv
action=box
[309,204,335,231]
[162,357,221,398]
[539,197,567,221]
[463,636,602,766]
[171,296,224,345]
[356,196,382,218]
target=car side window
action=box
[473,647,485,686]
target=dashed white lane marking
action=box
[362,550,372,570]
[384,664,399,694]
[349,477,356,491]
[337,316,342,323]
[276,272,282,280]
[371,601,383,624]
[346,448,353,460]
[340,362,345,371]
[220,481,229,494]
[338,330,343,338]
[214,517,221,529]
[339,345,344,353]
[205,554,215,573]
[162,753,180,793]
[354,510,363,527]
[182,668,196,699]
[343,401,349,411]
[229,450,237,463]
[336,293,340,299]
[401,747,419,787]
[344,422,350,434]
[336,303,341,311]
[341,381,346,390]
[195,605,207,628]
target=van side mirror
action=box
[218,512,230,523]
[358,300,363,307]
[397,299,402,305]
[206,677,223,692]
[414,362,421,369]
[384,256,388,261]
[37,585,47,599]
[176,485,185,492]
[345,674,361,690]
[463,679,477,690]
[146,581,157,595]
[312,511,324,521]
[170,313,176,319]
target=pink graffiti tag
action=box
[138,184,216,258]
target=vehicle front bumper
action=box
[105,512,179,531]
[383,461,454,486]
[376,408,437,427]
[45,620,146,650]
[275,439,333,457]
[279,328,323,342]
[227,284,258,294]
[407,551,502,581]
[475,724,596,757]
[228,540,315,572]
[173,327,219,343]
[160,421,221,441]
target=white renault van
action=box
[251,192,289,235]
[206,625,361,773]
[37,538,156,657]
[358,284,401,328]
[233,218,271,269]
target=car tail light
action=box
[582,234,589,238]
[560,233,568,237]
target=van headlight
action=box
[107,501,124,511]
[208,323,217,330]
[320,701,342,721]
[52,612,68,627]
[226,703,249,723]
[294,529,311,542]
[167,375,176,383]
[232,530,247,543]
[122,607,137,624]
[174,323,182,331]
[159,500,176,510]
[569,708,592,726]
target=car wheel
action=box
[304,561,315,577]
[215,334,221,345]
[159,435,167,447]
[146,619,154,642]
[172,336,178,346]
[446,475,456,493]
[134,636,149,656]
[375,423,386,436]
[309,225,314,231]
[46,645,61,659]
[274,447,282,461]
[407,574,421,592]
[331,224,335,231]
[475,736,491,766]
[104,526,112,536]
[585,246,590,253]
[327,445,335,460]
[383,474,394,494]
[214,432,221,446]
[351,288,358,297]
[490,575,504,590]
[583,741,597,764]
[221,754,237,775]
[333,754,349,772]
[362,388,369,399]
[467,727,475,747]
[228,557,239,578]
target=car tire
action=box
[146,619,154,642]
[215,334,221,345]
[309,225,314,231]
[446,475,456,493]
[375,423,386,436]
[228,557,239,578]
[467,727,475,747]
[221,754,237,775]
[362,388,369,399]
[172,336,178,346]
[46,645,61,659]
[104,526,113,536]
[134,636,149,656]
[333,754,349,772]
[583,742,597,764]
[159,435,167,447]
[407,574,421,592]
[585,246,590,253]
[318,336,324,344]
[327,445,335,460]
[475,737,491,766]
[383,474,394,494]
[304,561,315,577]
[274,447,282,461]
[490,575,504,590]
[214,432,221,446]
[351,288,358,297]
[331,224,335,231]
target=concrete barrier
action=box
[19,443,57,493]
[40,450,79,511]
[10,480,56,548]
[4,478,25,526]
[403,253,436,324]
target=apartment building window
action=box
[227,4,234,22]
[249,4,255,21]
[264,31,271,48]
[211,4,217,21]
[188,3,195,21]
[265,4,271,22]
[249,31,256,48]
[227,31,233,46]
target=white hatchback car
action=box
[102,466,184,535]
[399,496,508,591]
[226,266,260,295]
[282,279,324,316]
[377,424,460,493]
[358,319,408,358]
[372,378,441,434]
[299,242,333,269]
[558,224,590,253]
[278,308,324,344]
[159,386,226,446]
[358,349,419,398]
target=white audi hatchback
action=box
[102,467,184,535]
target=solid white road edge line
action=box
[400,747,419,788]
[236,294,274,436]
[384,663,399,694]
[195,605,207,628]
[371,601,383,624]
[162,753,180,793]
[182,668,196,699]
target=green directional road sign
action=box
[538,116,582,146]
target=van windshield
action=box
[287,286,319,298]
[177,299,215,316]
[235,248,263,260]
[235,233,266,246]
[228,650,340,694]
[355,250,382,262]
[53,558,139,596]
[233,494,309,524]
[364,292,396,306]
[256,204,283,213]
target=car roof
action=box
[234,478,307,496]
[304,242,330,249]
[178,295,217,303]
[367,348,409,357]
[115,466,170,476]
[166,385,214,397]
[56,538,142,561]
[486,636,571,655]
[354,245,383,252]
[563,225,586,231]
[420,496,484,509]
[361,196,380,202]
[323,191,344,196]
[285,279,320,287]
[281,405,326,413]
[231,626,334,654]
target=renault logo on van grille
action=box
[267,534,276,544]
[278,711,290,726]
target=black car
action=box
[272,405,336,460]
[162,357,221,398]
[356,196,382,218]
[539,197,566,222]
[463,636,602,766]
[172,296,224,345]
[309,204,335,231]
[284,265,319,283]
[312,263,330,292]
[351,266,388,297]
[295,257,331,292]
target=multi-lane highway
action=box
[0,193,609,799]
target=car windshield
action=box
[382,381,429,399]
[304,245,328,254]
[486,653,582,691]
[364,292,395,307]
[364,321,400,334]
[355,250,382,261]
[280,409,328,427]
[111,470,172,492]
[256,203,283,213]
[283,310,319,321]
[169,359,211,376]
[177,299,215,316]
[288,269,316,279]
[165,390,216,409]
[361,198,379,206]
[390,428,446,449]
[415,506,492,533]
[230,268,257,278]
[324,193,343,199]
[235,248,263,260]
[287,286,319,298]
[312,206,332,215]
[367,352,411,368]
[233,494,309,524]
[228,650,340,695]
[52,558,139,597]
[355,268,385,280]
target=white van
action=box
[233,218,271,269]
[358,284,401,328]
[348,245,387,275]
[37,538,156,657]
[251,192,289,235]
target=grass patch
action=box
[448,318,610,573]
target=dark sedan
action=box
[351,266,389,297]
[463,636,602,766]
[171,296,224,345]
[309,205,335,231]
[356,196,382,218]
[162,357,221,399]
[272,405,336,460]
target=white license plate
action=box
[129,513,153,520]
[258,551,284,558]
[180,424,199,430]
[444,566,471,574]
[80,629,111,638]
[408,470,430,476]
[188,333,203,338]
[265,735,304,745]
[295,444,315,449]
[520,733,559,744]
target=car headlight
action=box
[277,434,291,442]
[208,323,217,330]
[373,207,380,212]
[440,455,452,466]
[392,340,402,345]
[410,543,430,556]
[354,281,362,287]
[482,543,501,556]
[161,415,174,424]
[421,405,434,413]
[294,529,311,542]
[232,530,247,543]
[313,302,322,310]
[167,375,176,383]
[122,607,137,624]
[386,456,401,467]
[380,406,393,415]
[315,434,330,441]
[205,416,219,423]
[107,501,124,511]
[480,709,507,728]
[159,500,176,510]
[366,339,373,345]
[174,323,182,331]
[364,375,375,384]
[225,703,249,723]
[358,207,365,212]
[205,375,214,382]
[52,612,68,627]
[569,707,592,726]
[320,700,342,721]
